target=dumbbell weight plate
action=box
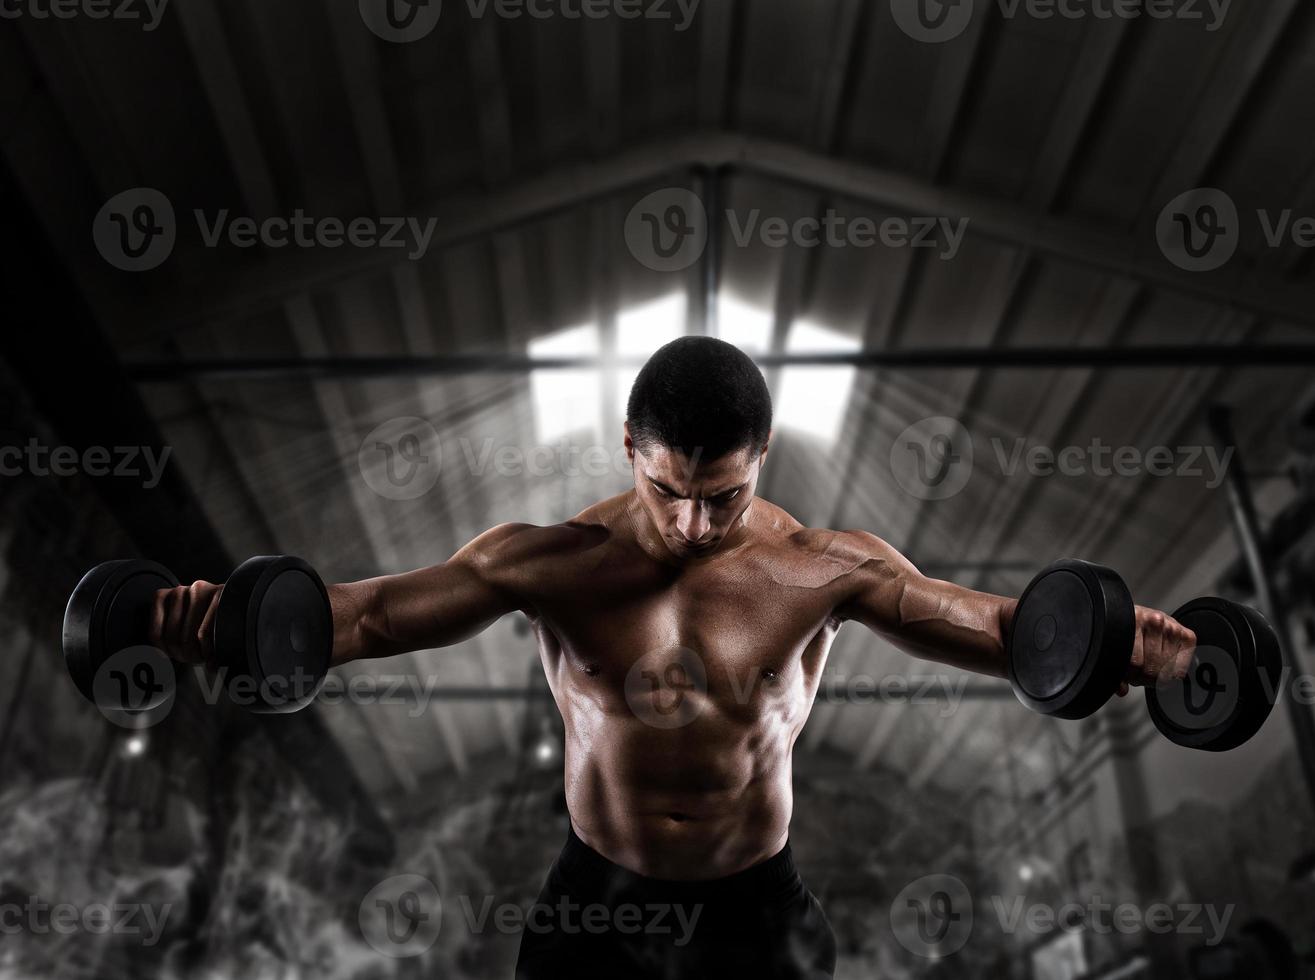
[1008,559,1136,720]
[213,555,332,714]
[62,560,178,706]
[1146,597,1281,752]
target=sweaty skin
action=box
[151,439,1196,881]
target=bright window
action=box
[616,293,685,421]
[715,293,772,354]
[529,323,602,443]
[776,320,859,444]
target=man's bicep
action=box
[833,530,924,633]
[836,530,1011,677]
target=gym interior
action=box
[2,1,1315,978]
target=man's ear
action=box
[623,422,636,464]
[758,431,772,468]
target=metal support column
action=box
[1208,404,1315,817]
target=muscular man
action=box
[151,337,1196,979]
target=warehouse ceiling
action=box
[3,0,1314,798]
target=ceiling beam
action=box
[104,130,1315,346]
[122,343,1315,381]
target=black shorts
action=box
[514,826,837,980]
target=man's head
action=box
[624,336,772,559]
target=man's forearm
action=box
[328,580,383,666]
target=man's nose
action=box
[675,502,711,543]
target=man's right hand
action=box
[149,581,223,665]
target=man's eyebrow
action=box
[705,483,747,499]
[645,476,747,499]
[646,476,685,497]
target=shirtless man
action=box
[150,337,1196,979]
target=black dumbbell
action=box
[1007,559,1282,751]
[63,555,333,714]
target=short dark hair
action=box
[626,336,772,461]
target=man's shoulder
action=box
[468,494,630,568]
[748,501,881,560]
[748,509,911,589]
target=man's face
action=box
[625,426,767,560]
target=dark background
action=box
[2,0,1314,977]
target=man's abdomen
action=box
[560,693,799,880]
